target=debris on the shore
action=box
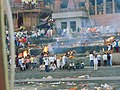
[42,77,45,79]
[69,87,77,90]
[101,83,113,90]
[66,82,76,86]
[51,85,58,87]
[50,81,61,85]
[94,87,101,90]
[78,75,89,79]
[46,75,53,79]
[27,81,34,84]
[34,88,38,90]
[81,87,88,90]
[79,83,89,87]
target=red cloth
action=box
[23,37,27,43]
[89,28,97,32]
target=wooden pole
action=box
[112,0,115,13]
[0,0,9,90]
[103,0,106,15]
[95,0,97,15]
[5,0,16,90]
[85,0,94,27]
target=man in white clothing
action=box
[110,53,112,66]
[93,55,98,70]
[97,53,102,66]
[89,52,94,67]
[44,57,49,72]
[62,54,67,68]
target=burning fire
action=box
[43,46,48,53]
[106,36,114,42]
[18,53,23,58]
[23,50,28,58]
[18,50,28,58]
[68,51,75,58]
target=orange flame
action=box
[23,50,28,58]
[43,46,48,53]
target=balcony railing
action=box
[52,10,88,19]
[11,3,52,13]
[53,7,87,13]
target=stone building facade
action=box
[52,0,89,31]
[89,0,120,26]
[52,0,120,31]
[8,0,52,30]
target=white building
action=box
[52,0,89,32]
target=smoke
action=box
[51,27,103,53]
[50,0,120,54]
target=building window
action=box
[60,0,68,9]
[106,0,113,14]
[78,2,86,11]
[89,0,95,15]
[13,14,17,19]
[70,21,76,32]
[115,0,120,13]
[81,18,90,28]
[44,0,54,5]
[61,22,67,30]
[97,0,103,15]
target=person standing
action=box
[115,40,119,53]
[118,40,120,52]
[107,53,111,66]
[97,53,102,66]
[44,57,49,72]
[80,61,85,69]
[61,54,68,68]
[103,53,107,66]
[30,56,34,69]
[107,44,112,52]
[110,53,113,66]
[112,40,116,53]
[93,55,98,70]
[89,52,94,67]
[25,56,30,69]
[39,53,44,66]
[56,56,61,69]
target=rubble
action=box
[101,83,113,90]
[50,81,61,85]
[46,75,53,79]
[27,81,34,84]
[66,82,76,86]
[81,87,88,90]
[78,75,90,79]
[51,85,58,87]
[94,87,102,90]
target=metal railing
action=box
[53,8,87,13]
[11,4,52,13]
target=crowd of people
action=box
[22,0,37,10]
[107,39,120,53]
[6,27,56,49]
[6,24,118,49]
[6,24,120,72]
[9,51,85,72]
[89,51,112,71]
